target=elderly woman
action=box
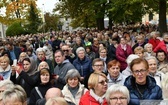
[37,61,50,71]
[62,69,87,105]
[0,56,11,80]
[144,43,156,57]
[145,56,165,87]
[29,68,52,105]
[105,84,130,105]
[2,85,27,105]
[79,72,108,105]
[73,47,92,81]
[107,60,127,87]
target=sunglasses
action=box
[63,50,69,52]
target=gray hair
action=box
[36,47,45,54]
[145,56,158,64]
[76,47,85,55]
[65,69,81,83]
[105,84,130,104]
[150,31,156,37]
[144,43,153,51]
[0,80,14,88]
[2,85,27,104]
[126,54,139,65]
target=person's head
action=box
[163,33,168,42]
[37,61,49,71]
[26,47,33,56]
[54,50,65,65]
[92,58,104,72]
[65,69,80,88]
[19,52,28,63]
[45,88,63,100]
[0,80,14,103]
[144,43,153,53]
[126,54,139,66]
[156,50,167,62]
[75,37,82,45]
[5,42,13,51]
[145,56,158,75]
[130,58,149,85]
[45,97,68,105]
[99,47,107,58]
[0,56,10,70]
[105,84,130,105]
[107,60,121,79]
[161,73,168,100]
[76,47,86,60]
[136,35,145,44]
[61,44,70,56]
[88,72,108,96]
[2,85,27,105]
[22,58,31,72]
[134,46,144,58]
[85,45,92,53]
[39,68,51,84]
[119,37,126,45]
[150,31,157,39]
[36,48,46,60]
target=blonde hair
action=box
[0,56,10,64]
[134,46,144,53]
[45,97,68,105]
[88,72,107,89]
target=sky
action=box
[36,0,58,13]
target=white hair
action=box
[36,47,45,54]
[76,47,85,54]
[126,54,139,65]
[105,84,130,104]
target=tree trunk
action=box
[159,0,167,36]
[96,18,104,30]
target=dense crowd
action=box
[0,24,168,105]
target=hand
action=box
[80,77,84,81]
[11,65,20,75]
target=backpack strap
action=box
[35,87,43,99]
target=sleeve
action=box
[29,89,37,105]
[157,87,163,100]
[116,47,126,62]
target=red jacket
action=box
[153,41,167,53]
[79,91,107,105]
[148,38,160,50]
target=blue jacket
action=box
[73,57,92,77]
[124,76,162,105]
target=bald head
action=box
[45,88,62,100]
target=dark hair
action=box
[22,58,31,64]
[39,68,51,84]
[156,50,167,57]
[55,50,64,56]
[92,58,104,66]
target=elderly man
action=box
[53,50,75,89]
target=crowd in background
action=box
[0,24,168,105]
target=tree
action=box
[26,1,41,33]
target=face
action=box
[132,62,148,85]
[135,51,144,58]
[146,45,152,52]
[94,75,108,96]
[77,50,85,60]
[137,37,144,44]
[120,38,126,45]
[40,73,50,84]
[108,65,120,79]
[0,60,8,70]
[157,52,166,62]
[54,52,65,64]
[61,45,69,56]
[109,91,128,105]
[39,62,49,71]
[147,59,157,74]
[67,77,79,88]
[19,53,27,62]
[23,60,31,72]
[99,49,107,58]
[5,44,12,50]
[37,51,45,60]
[92,61,104,72]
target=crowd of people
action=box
[0,24,168,105]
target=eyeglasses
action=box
[63,50,69,52]
[132,69,147,75]
[110,97,127,102]
[94,65,104,67]
[98,79,108,85]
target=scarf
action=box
[90,89,105,104]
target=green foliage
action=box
[25,1,41,34]
[6,22,25,36]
